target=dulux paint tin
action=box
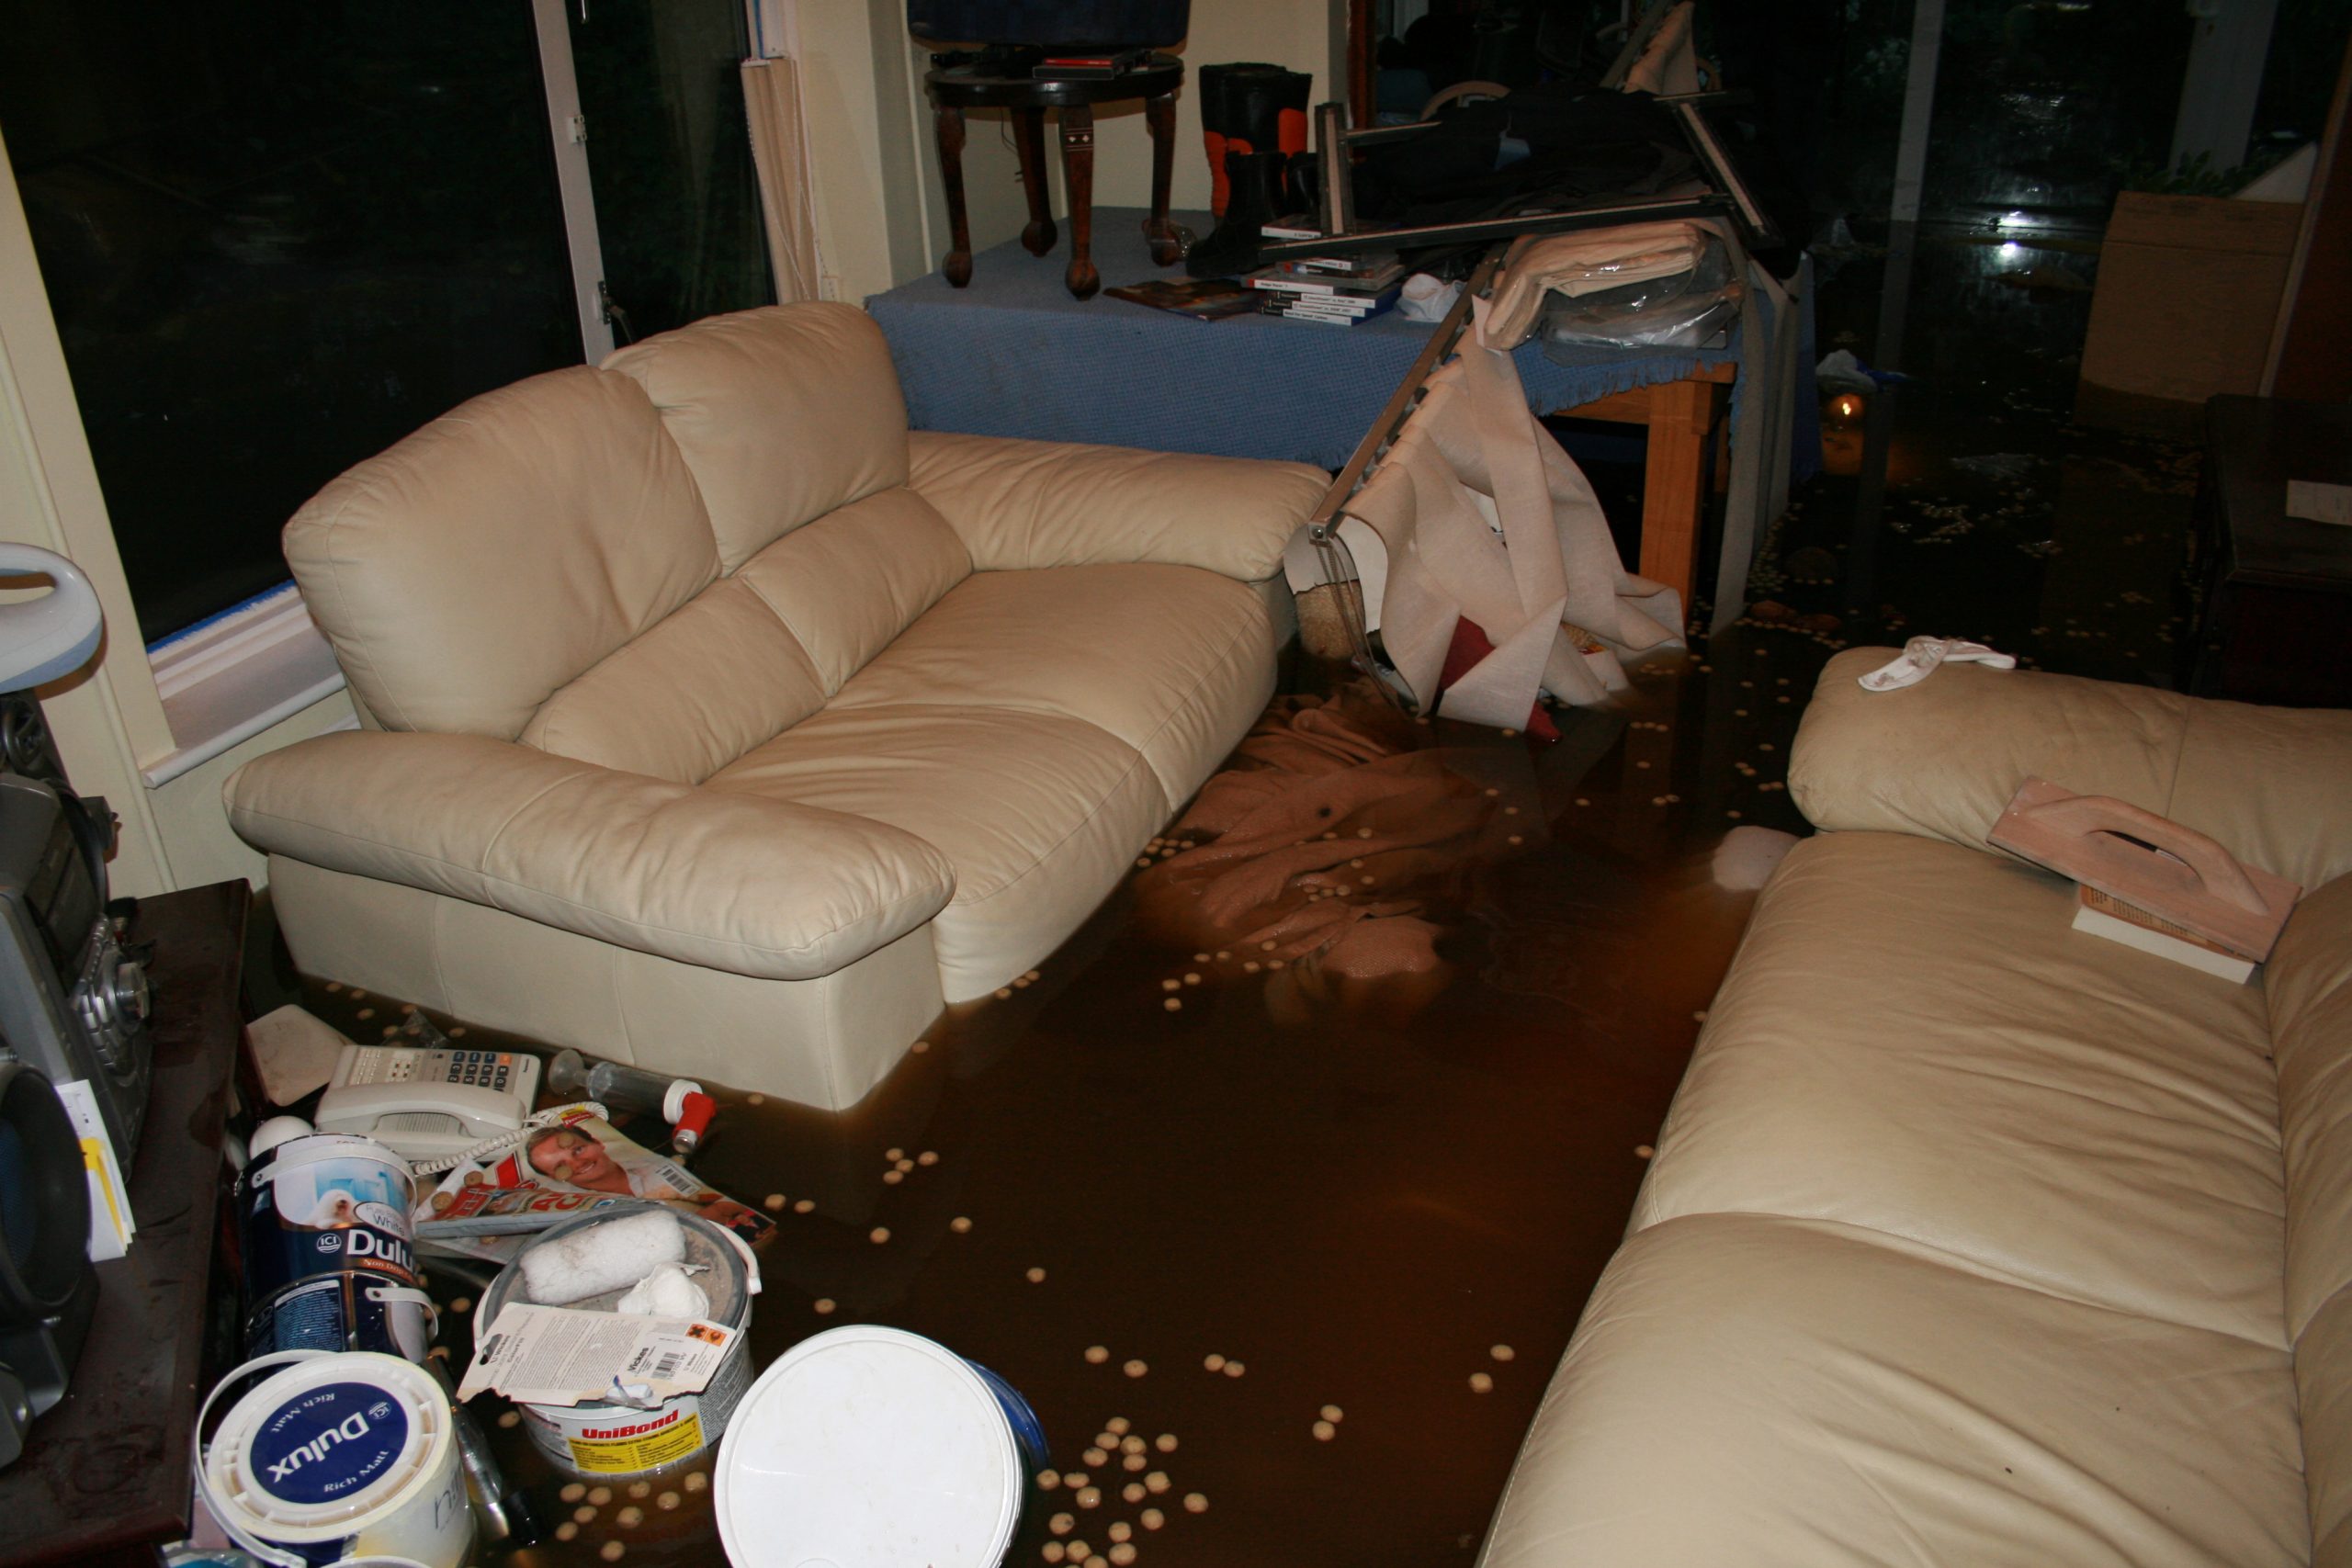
[716,1325,1050,1568]
[196,1350,471,1568]
[475,1207,760,1477]
[240,1133,431,1363]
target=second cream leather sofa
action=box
[1478,649,2352,1567]
[225,303,1325,1109]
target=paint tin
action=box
[195,1350,472,1568]
[475,1208,759,1477]
[244,1274,438,1363]
[239,1134,424,1362]
[715,1325,1049,1568]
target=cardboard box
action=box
[2075,192,2303,431]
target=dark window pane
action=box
[569,0,773,342]
[0,4,583,644]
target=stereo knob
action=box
[112,960,152,1023]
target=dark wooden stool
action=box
[2188,395,2352,706]
[924,54,1184,300]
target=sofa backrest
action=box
[283,366,719,740]
[1792,649,2352,893]
[511,303,970,784]
[603,303,910,573]
[2266,874,2352,1560]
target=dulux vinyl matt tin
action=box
[475,1207,761,1477]
[240,1133,435,1362]
[195,1350,471,1568]
[717,1325,1050,1568]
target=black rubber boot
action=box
[1197,62,1312,217]
[1186,150,1286,277]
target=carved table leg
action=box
[1144,90,1182,265]
[1058,103,1099,299]
[1014,107,1057,256]
[933,99,974,287]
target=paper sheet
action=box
[2286,479,2352,526]
[460,1302,735,1407]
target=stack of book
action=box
[1249,250,1408,326]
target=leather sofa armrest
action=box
[226,731,956,981]
[1791,647,2352,889]
[907,428,1329,581]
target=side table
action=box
[924,54,1184,300]
[0,880,251,1568]
[2188,395,2352,706]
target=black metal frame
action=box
[1263,89,1777,265]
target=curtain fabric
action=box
[1338,298,1685,727]
[741,55,822,305]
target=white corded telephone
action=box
[314,1043,546,1165]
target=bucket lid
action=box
[205,1352,450,1541]
[716,1325,1026,1568]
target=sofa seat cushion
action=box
[1632,830,2286,1345]
[822,563,1283,804]
[1480,1213,2308,1568]
[707,704,1170,999]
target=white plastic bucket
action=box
[195,1350,470,1568]
[715,1325,1049,1568]
[475,1207,760,1477]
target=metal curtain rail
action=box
[1302,248,1505,698]
[1306,246,1504,544]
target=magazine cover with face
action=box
[412,1102,774,1263]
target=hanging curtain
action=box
[1336,298,1685,728]
[741,54,822,304]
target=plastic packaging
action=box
[1539,233,1743,352]
[547,1050,711,1154]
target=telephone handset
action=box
[314,1043,545,1164]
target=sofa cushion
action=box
[284,367,719,740]
[731,488,973,694]
[907,428,1327,580]
[521,577,827,784]
[1631,830,2286,1345]
[823,563,1283,805]
[1479,1213,2308,1568]
[707,704,1170,999]
[604,303,910,573]
[1793,648,2352,892]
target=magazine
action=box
[1102,277,1261,320]
[413,1102,774,1264]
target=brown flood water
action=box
[302,631,1825,1568]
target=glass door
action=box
[567,0,774,344]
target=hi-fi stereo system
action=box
[0,545,147,1469]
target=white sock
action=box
[1858,636,2018,692]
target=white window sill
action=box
[141,581,352,788]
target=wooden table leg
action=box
[1058,103,1100,299]
[1143,91,1182,265]
[933,100,974,287]
[1637,378,1717,612]
[1014,107,1057,256]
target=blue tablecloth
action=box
[869,209,1755,471]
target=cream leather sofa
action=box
[1480,649,2352,1567]
[226,303,1324,1108]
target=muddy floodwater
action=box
[301,635,1828,1568]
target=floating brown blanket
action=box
[1136,687,1522,1013]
